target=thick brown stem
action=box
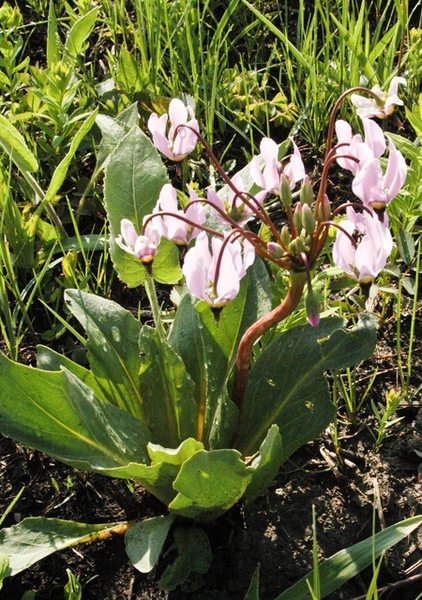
[232,271,307,411]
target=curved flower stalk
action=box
[148,98,199,161]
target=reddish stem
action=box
[232,271,307,411]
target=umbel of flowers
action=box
[117,79,407,408]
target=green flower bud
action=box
[317,194,332,222]
[305,286,320,327]
[280,225,291,247]
[302,203,316,234]
[280,173,292,208]
[289,236,306,255]
[293,202,303,231]
[300,175,314,207]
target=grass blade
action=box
[276,515,422,599]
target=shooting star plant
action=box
[0,82,408,589]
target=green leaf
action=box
[98,439,204,505]
[169,258,271,449]
[244,566,260,600]
[37,345,112,406]
[0,114,38,173]
[148,438,204,465]
[150,236,182,284]
[244,425,283,504]
[330,11,376,83]
[0,553,9,590]
[125,515,175,573]
[0,353,150,472]
[46,0,60,66]
[158,526,212,591]
[0,518,127,579]
[276,515,422,599]
[118,47,143,93]
[236,316,376,457]
[64,289,145,423]
[168,293,207,426]
[396,230,415,266]
[64,8,99,59]
[240,0,310,69]
[319,314,377,370]
[95,104,140,173]
[43,110,98,207]
[64,568,83,600]
[104,125,170,287]
[138,326,197,447]
[169,449,250,521]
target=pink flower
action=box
[182,231,255,308]
[116,218,160,264]
[335,118,386,174]
[250,137,306,196]
[333,208,393,284]
[147,98,199,161]
[351,77,406,119]
[351,138,407,213]
[153,183,206,245]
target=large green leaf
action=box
[0,354,149,471]
[125,515,175,573]
[96,438,204,505]
[169,258,272,449]
[95,104,140,173]
[37,345,109,405]
[235,316,376,457]
[138,326,197,448]
[0,553,9,590]
[169,449,251,521]
[64,8,99,59]
[64,289,145,423]
[244,425,283,504]
[103,124,181,286]
[158,525,212,591]
[0,518,127,580]
[43,110,98,206]
[0,114,38,173]
[276,515,422,599]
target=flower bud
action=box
[280,225,291,247]
[301,203,316,234]
[305,286,320,327]
[300,175,314,207]
[289,236,306,256]
[279,173,292,208]
[293,202,302,231]
[317,194,331,222]
[267,242,284,259]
